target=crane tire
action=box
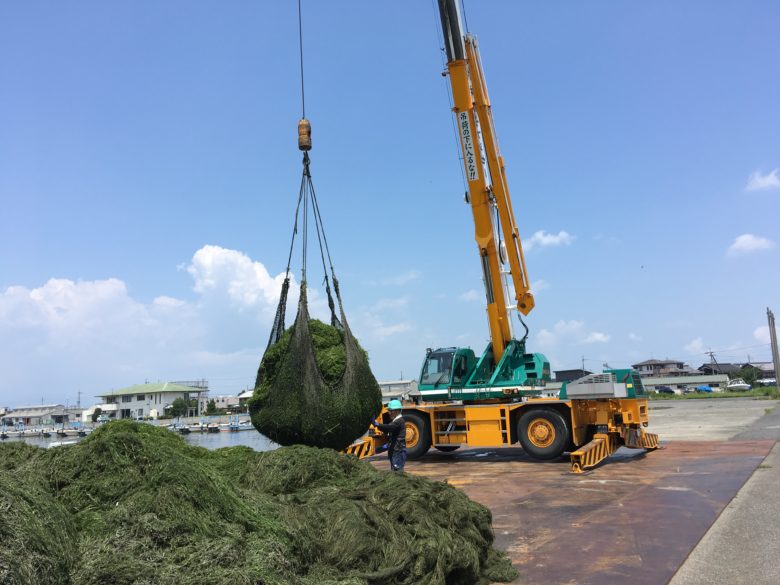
[434,445,460,453]
[404,411,432,460]
[517,407,570,460]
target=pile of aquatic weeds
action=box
[250,313,382,451]
[0,421,517,585]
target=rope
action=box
[308,174,341,327]
[308,179,336,276]
[298,0,306,118]
[460,0,470,33]
[301,153,310,283]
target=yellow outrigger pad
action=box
[570,428,660,473]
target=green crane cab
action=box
[418,342,552,402]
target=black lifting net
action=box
[249,152,382,451]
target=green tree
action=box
[169,397,189,417]
[735,366,759,386]
[90,407,102,423]
[205,399,217,415]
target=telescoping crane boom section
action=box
[438,0,534,363]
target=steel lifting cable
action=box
[282,0,340,325]
[298,0,306,119]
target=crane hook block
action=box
[298,118,312,151]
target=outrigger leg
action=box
[570,427,660,473]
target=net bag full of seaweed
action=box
[249,126,381,451]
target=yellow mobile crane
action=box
[348,1,658,472]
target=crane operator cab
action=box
[418,344,551,402]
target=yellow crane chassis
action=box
[345,397,659,473]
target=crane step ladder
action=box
[570,427,660,474]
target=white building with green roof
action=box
[92,382,207,420]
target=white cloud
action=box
[628,332,642,342]
[525,230,575,251]
[0,245,339,405]
[533,319,609,350]
[727,234,775,256]
[584,332,610,344]
[187,245,288,310]
[368,270,420,286]
[458,289,481,302]
[684,337,705,355]
[370,296,409,311]
[531,279,550,294]
[373,322,414,339]
[746,169,780,192]
[754,325,779,344]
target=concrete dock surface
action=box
[371,397,780,585]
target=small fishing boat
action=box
[727,378,751,391]
[207,424,221,433]
[178,426,191,435]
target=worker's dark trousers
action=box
[389,450,407,472]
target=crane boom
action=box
[438,0,534,364]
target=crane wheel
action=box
[517,408,570,460]
[404,412,431,460]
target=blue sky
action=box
[1,1,778,407]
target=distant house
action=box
[237,390,254,409]
[554,369,592,383]
[740,362,776,379]
[378,380,420,402]
[200,394,240,412]
[698,363,741,376]
[95,382,207,420]
[631,359,697,378]
[1,404,69,427]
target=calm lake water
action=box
[2,427,279,452]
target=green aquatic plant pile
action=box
[250,316,382,451]
[0,421,517,585]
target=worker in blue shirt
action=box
[374,399,406,472]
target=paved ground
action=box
[669,442,780,585]
[374,440,773,585]
[669,404,780,585]
[646,397,779,441]
[371,397,780,585]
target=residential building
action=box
[378,380,420,402]
[200,394,240,412]
[95,382,207,420]
[741,362,775,379]
[631,359,698,378]
[643,374,728,392]
[238,390,254,409]
[1,404,70,427]
[698,363,741,376]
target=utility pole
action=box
[768,308,780,385]
[77,390,82,408]
[705,350,724,375]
